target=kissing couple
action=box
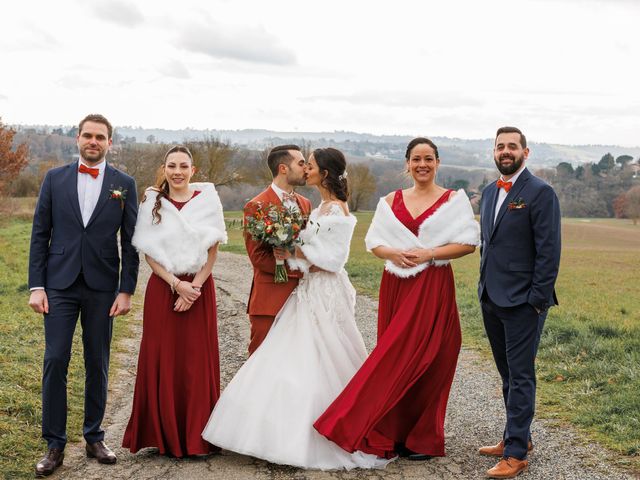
[201,145,392,469]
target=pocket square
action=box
[508,198,527,210]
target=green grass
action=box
[224,212,640,468]
[0,216,134,479]
[220,212,246,254]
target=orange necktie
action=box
[496,179,512,192]
[79,164,100,179]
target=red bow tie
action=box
[282,192,297,202]
[496,179,512,192]
[79,164,100,179]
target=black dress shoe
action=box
[395,442,412,457]
[35,448,64,477]
[407,452,434,461]
[86,441,117,464]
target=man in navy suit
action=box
[28,114,139,477]
[478,127,561,479]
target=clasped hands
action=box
[173,280,201,312]
[388,248,433,269]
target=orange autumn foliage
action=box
[0,118,29,196]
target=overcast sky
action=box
[1,0,638,146]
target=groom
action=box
[244,145,311,355]
[28,114,139,476]
[478,126,561,479]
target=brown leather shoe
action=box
[35,448,64,477]
[486,457,529,478]
[86,441,117,464]
[479,439,533,457]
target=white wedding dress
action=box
[201,203,392,470]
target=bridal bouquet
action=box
[245,202,306,283]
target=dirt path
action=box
[52,253,634,479]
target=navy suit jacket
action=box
[478,167,561,311]
[28,161,139,293]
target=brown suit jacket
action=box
[244,186,312,316]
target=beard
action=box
[494,152,524,176]
[287,172,307,187]
[80,146,107,163]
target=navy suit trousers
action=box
[42,274,117,450]
[481,294,546,460]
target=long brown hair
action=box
[150,145,193,224]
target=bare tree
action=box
[624,185,640,225]
[185,137,242,187]
[300,139,313,161]
[347,163,377,211]
[238,147,274,186]
[114,143,167,198]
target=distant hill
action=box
[12,124,640,169]
[99,127,640,169]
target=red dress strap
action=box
[391,189,404,209]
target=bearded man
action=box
[477,126,561,479]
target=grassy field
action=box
[1,208,638,476]
[223,211,640,467]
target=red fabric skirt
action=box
[122,273,220,456]
[314,264,461,457]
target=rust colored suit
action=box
[244,186,311,355]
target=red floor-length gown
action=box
[123,192,220,457]
[314,189,461,458]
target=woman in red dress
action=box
[314,137,479,460]
[122,146,227,457]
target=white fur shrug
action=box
[287,207,357,274]
[365,189,480,278]
[132,182,227,275]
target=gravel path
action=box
[51,252,635,480]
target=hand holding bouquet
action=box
[245,202,306,283]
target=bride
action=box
[201,148,392,470]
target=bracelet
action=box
[170,277,181,294]
[429,248,436,266]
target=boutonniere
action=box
[109,186,127,209]
[508,197,527,210]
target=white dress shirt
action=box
[494,164,526,222]
[78,159,106,226]
[271,182,299,212]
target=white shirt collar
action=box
[270,182,294,201]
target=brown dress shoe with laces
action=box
[479,439,533,457]
[486,457,529,478]
[35,448,64,477]
[86,441,117,464]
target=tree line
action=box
[1,120,639,221]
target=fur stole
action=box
[365,189,480,278]
[287,211,357,274]
[132,182,227,275]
